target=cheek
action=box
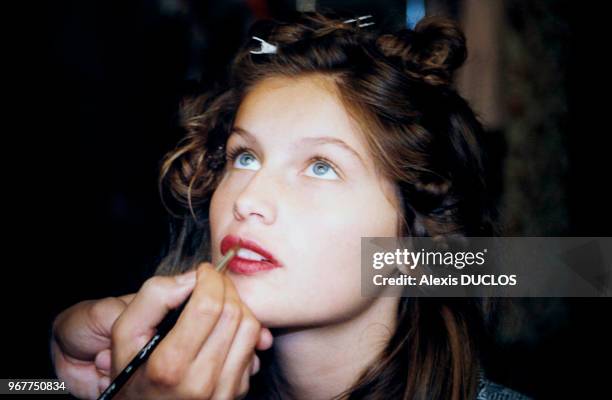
[299,183,398,260]
[256,189,396,327]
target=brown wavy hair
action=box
[155,10,498,400]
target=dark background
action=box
[3,0,611,399]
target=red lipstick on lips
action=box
[220,234,282,275]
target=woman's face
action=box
[210,75,399,328]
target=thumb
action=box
[111,271,197,344]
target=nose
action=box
[233,169,278,225]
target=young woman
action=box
[51,11,531,400]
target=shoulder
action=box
[476,373,532,400]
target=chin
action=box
[230,282,278,324]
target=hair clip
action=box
[250,36,278,54]
[343,14,375,28]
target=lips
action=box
[220,234,282,275]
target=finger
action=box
[111,271,196,374]
[250,354,260,376]
[97,376,111,397]
[145,263,226,386]
[207,277,261,399]
[94,349,111,375]
[236,354,262,399]
[51,338,103,400]
[186,273,243,398]
[256,327,274,351]
[237,362,252,399]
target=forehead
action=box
[233,75,366,151]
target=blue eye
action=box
[237,153,255,166]
[227,146,260,171]
[306,160,340,180]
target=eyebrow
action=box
[230,126,366,166]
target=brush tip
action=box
[216,244,240,272]
[226,245,240,259]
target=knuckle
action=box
[145,354,183,387]
[89,297,124,323]
[193,297,223,319]
[141,276,169,294]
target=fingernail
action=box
[175,270,196,286]
[262,328,273,345]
